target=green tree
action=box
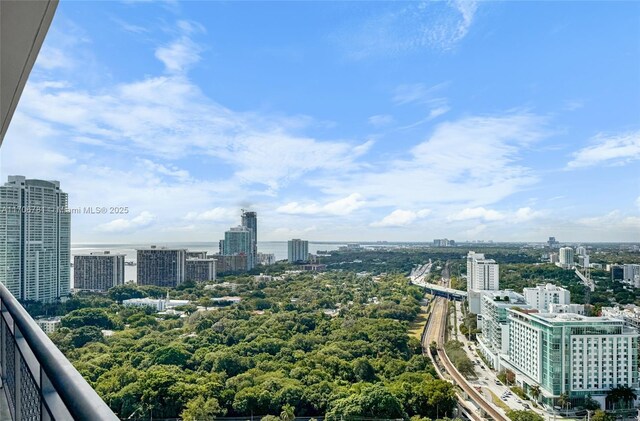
[591,410,614,421]
[606,385,637,409]
[279,404,295,421]
[506,410,544,421]
[429,341,437,356]
[108,284,146,302]
[70,326,103,348]
[529,385,541,402]
[181,396,225,421]
[557,393,571,414]
[61,308,115,329]
[327,384,407,420]
[152,344,191,367]
[583,394,600,411]
[352,358,376,382]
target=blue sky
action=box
[2,0,639,243]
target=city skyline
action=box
[1,1,638,243]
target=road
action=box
[453,301,539,415]
[423,297,510,421]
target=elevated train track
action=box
[422,297,509,421]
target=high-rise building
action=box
[611,265,624,281]
[478,290,529,369]
[74,251,125,291]
[241,210,257,270]
[547,236,559,248]
[0,176,70,302]
[222,226,251,268]
[549,252,559,264]
[466,251,499,292]
[623,264,640,286]
[558,247,574,269]
[522,283,571,312]
[185,258,216,282]
[137,246,186,287]
[576,246,588,256]
[288,239,309,263]
[505,311,639,408]
[212,254,247,274]
[577,254,590,268]
[257,252,276,265]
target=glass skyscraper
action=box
[0,176,70,302]
[241,210,257,270]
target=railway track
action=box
[423,298,509,421]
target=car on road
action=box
[523,404,530,409]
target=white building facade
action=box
[504,311,639,409]
[466,251,499,292]
[288,239,309,263]
[0,176,70,302]
[523,283,571,312]
[558,247,575,269]
[477,290,528,369]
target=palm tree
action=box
[279,404,295,421]
[558,393,571,415]
[529,385,541,403]
[607,386,637,410]
[607,387,621,410]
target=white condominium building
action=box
[466,251,499,292]
[288,239,309,263]
[0,176,70,302]
[623,264,640,287]
[505,311,639,408]
[523,283,571,312]
[477,290,528,369]
[558,247,575,269]
[602,305,640,330]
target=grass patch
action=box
[489,390,511,412]
[408,305,430,340]
[511,386,527,400]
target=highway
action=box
[423,297,510,421]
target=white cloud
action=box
[371,208,431,227]
[184,207,238,222]
[368,114,395,127]
[393,82,448,106]
[155,36,202,74]
[36,47,74,70]
[452,0,478,43]
[97,211,157,233]
[513,207,545,222]
[316,112,547,210]
[140,159,190,180]
[336,1,478,59]
[567,131,640,169]
[448,206,544,223]
[464,223,487,238]
[448,207,504,222]
[577,210,640,233]
[428,106,450,120]
[277,194,366,216]
[14,23,369,192]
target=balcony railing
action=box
[0,283,119,420]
